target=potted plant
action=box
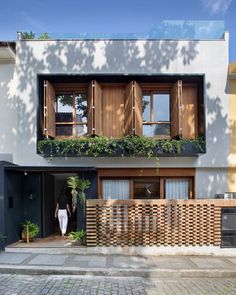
[22,220,40,242]
[68,230,86,246]
[67,176,91,213]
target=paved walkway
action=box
[0,274,236,295]
[1,252,236,277]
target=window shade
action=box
[102,180,130,200]
[165,179,189,200]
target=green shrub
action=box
[68,230,86,241]
[22,221,40,238]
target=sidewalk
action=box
[1,251,236,278]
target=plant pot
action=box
[21,231,34,243]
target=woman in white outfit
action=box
[54,194,71,238]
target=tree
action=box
[38,33,51,40]
[22,31,35,40]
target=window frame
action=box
[99,176,194,200]
[142,90,171,138]
[55,91,88,138]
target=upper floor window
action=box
[142,92,170,137]
[55,93,87,137]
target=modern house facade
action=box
[0,21,236,248]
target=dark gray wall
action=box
[77,171,98,230]
[0,165,6,249]
[5,171,24,244]
[42,173,55,237]
[22,174,42,236]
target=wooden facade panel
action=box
[44,80,55,138]
[98,168,195,178]
[182,85,198,139]
[87,81,93,135]
[102,86,125,137]
[86,199,235,247]
[94,81,102,136]
[124,82,133,135]
[171,80,182,139]
[133,81,143,136]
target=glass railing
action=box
[22,20,225,41]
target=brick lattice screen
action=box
[86,200,236,247]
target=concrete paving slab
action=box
[226,257,236,265]
[113,256,148,269]
[189,257,233,269]
[68,255,107,268]
[27,254,68,266]
[0,253,31,264]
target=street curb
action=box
[1,265,236,278]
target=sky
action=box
[0,0,235,61]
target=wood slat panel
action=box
[133,81,143,136]
[102,86,125,137]
[86,199,236,247]
[124,82,133,135]
[171,80,182,139]
[44,80,56,138]
[182,85,198,139]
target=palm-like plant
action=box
[67,176,91,212]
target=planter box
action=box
[38,139,205,158]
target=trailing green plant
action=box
[22,221,40,239]
[68,230,86,241]
[38,135,206,158]
[67,176,91,212]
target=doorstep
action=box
[5,245,236,256]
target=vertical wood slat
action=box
[182,85,198,139]
[86,199,236,247]
[87,80,102,136]
[102,86,125,137]
[124,81,143,136]
[171,80,182,139]
[44,80,56,138]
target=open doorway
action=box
[42,173,78,238]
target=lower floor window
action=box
[165,179,189,200]
[102,180,130,200]
[101,177,193,200]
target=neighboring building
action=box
[0,21,235,248]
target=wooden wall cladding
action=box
[182,84,198,139]
[102,86,125,137]
[86,199,236,247]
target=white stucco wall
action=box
[0,36,230,197]
[0,62,16,162]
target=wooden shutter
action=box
[182,84,198,139]
[171,80,182,139]
[124,81,143,136]
[87,80,102,136]
[124,82,133,135]
[43,80,55,138]
[102,86,124,137]
[133,81,143,136]
[87,81,93,135]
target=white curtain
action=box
[102,180,130,200]
[165,179,189,200]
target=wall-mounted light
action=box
[24,171,28,176]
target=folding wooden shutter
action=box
[87,80,102,136]
[133,81,143,136]
[94,81,102,136]
[182,84,198,139]
[87,81,93,135]
[171,80,182,139]
[124,82,133,135]
[43,80,55,138]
